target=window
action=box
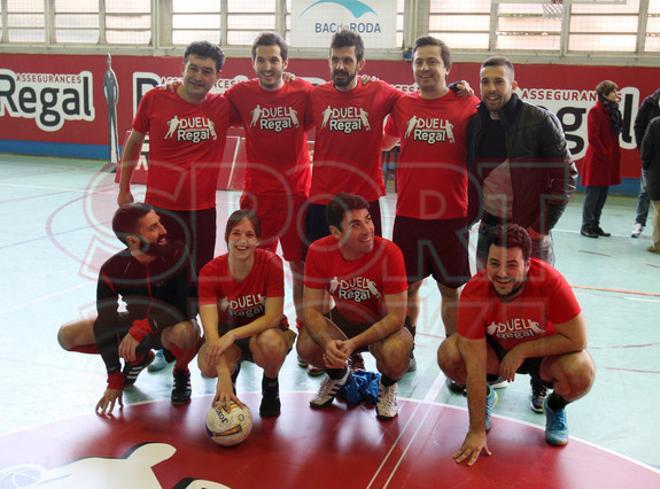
[569,0,640,52]
[172,0,221,45]
[6,0,45,43]
[106,0,151,45]
[429,0,491,50]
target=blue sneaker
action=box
[485,385,498,432]
[544,397,569,446]
[147,349,170,372]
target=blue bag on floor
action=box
[338,370,381,406]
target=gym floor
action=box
[1,155,658,488]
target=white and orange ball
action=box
[205,401,253,447]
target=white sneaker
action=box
[376,382,399,419]
[488,376,509,389]
[309,369,349,408]
[631,222,644,238]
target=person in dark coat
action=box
[631,88,660,237]
[580,80,622,238]
[640,116,660,253]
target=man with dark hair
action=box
[631,87,660,238]
[467,56,577,405]
[305,29,402,245]
[225,32,313,346]
[468,55,576,268]
[640,116,660,253]
[297,193,411,419]
[438,224,595,465]
[118,40,237,276]
[383,35,480,373]
[57,204,201,413]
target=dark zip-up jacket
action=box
[467,93,577,234]
[641,116,660,201]
[93,241,195,375]
[634,89,660,149]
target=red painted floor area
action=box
[1,393,658,489]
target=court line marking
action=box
[603,367,660,374]
[1,392,657,477]
[572,284,660,298]
[13,281,91,310]
[365,395,428,489]
[382,403,435,488]
[365,372,447,489]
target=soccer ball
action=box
[205,401,253,447]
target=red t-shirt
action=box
[198,249,287,329]
[226,78,313,197]
[457,259,581,351]
[309,81,402,204]
[133,90,237,210]
[304,236,407,325]
[385,91,479,219]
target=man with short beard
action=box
[438,224,595,465]
[57,203,201,413]
[305,29,401,244]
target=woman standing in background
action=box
[580,80,622,238]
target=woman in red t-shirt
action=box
[197,209,293,417]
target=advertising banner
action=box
[0,52,657,188]
[290,0,398,49]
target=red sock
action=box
[295,319,304,331]
[69,343,99,354]
[169,339,202,372]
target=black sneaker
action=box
[580,227,598,238]
[171,368,192,405]
[446,378,466,394]
[595,227,611,237]
[530,377,549,414]
[122,351,155,387]
[260,377,281,417]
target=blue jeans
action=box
[635,169,649,226]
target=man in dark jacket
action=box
[466,56,577,411]
[467,56,576,268]
[632,89,660,238]
[640,116,660,253]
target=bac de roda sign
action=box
[290,0,397,49]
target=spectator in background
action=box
[640,116,660,254]
[580,80,622,239]
[631,88,660,238]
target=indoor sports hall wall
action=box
[0,52,656,194]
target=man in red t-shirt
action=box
[305,29,402,245]
[225,32,313,335]
[438,224,595,465]
[118,41,237,275]
[383,35,479,373]
[297,193,411,419]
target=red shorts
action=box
[240,193,307,262]
[392,215,470,289]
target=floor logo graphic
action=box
[301,0,376,17]
[0,443,230,489]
